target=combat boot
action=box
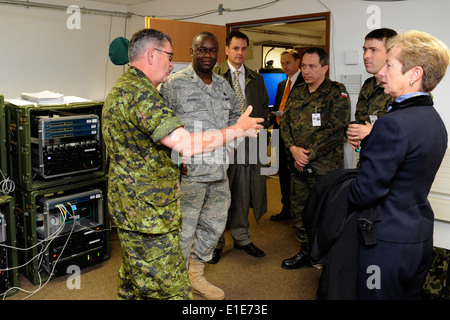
[188,257,225,300]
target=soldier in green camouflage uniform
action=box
[347,28,397,155]
[102,29,192,300]
[280,47,350,269]
[103,29,262,300]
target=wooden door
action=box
[145,17,227,63]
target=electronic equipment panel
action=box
[0,246,8,295]
[35,189,105,275]
[4,101,106,191]
[0,211,6,244]
[31,114,101,179]
[0,95,7,175]
[0,211,8,294]
[40,226,106,276]
[0,195,19,297]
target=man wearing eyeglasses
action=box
[102,28,263,300]
[160,31,243,300]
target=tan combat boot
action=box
[188,257,225,300]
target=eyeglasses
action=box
[196,47,218,55]
[154,48,174,62]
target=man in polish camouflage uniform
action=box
[346,28,397,154]
[280,47,350,269]
[159,31,241,300]
[102,29,262,300]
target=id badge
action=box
[312,113,321,126]
[369,115,378,125]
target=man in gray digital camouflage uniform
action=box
[160,31,241,300]
[102,28,262,300]
[280,47,350,269]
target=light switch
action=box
[345,50,359,65]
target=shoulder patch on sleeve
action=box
[335,82,349,99]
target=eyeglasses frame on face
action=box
[196,47,218,55]
[154,48,174,62]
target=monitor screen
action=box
[260,72,287,107]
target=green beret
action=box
[109,37,129,65]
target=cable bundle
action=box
[0,169,15,195]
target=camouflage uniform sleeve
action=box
[308,83,350,162]
[132,84,183,142]
[159,80,174,110]
[354,77,372,122]
[355,77,393,122]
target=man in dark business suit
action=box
[212,31,269,262]
[269,49,304,221]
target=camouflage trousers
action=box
[422,247,450,299]
[290,173,322,243]
[179,178,230,266]
[116,228,193,300]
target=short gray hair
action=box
[128,28,173,62]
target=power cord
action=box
[0,169,14,195]
[0,204,71,299]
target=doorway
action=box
[226,12,329,71]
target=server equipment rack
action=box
[3,98,111,286]
[0,195,19,297]
[0,95,7,176]
[14,176,110,285]
[3,101,107,192]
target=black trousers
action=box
[276,125,291,216]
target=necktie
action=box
[277,78,291,125]
[233,70,246,114]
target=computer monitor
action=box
[260,71,287,107]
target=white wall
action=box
[3,0,449,122]
[0,0,129,101]
[128,0,450,130]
